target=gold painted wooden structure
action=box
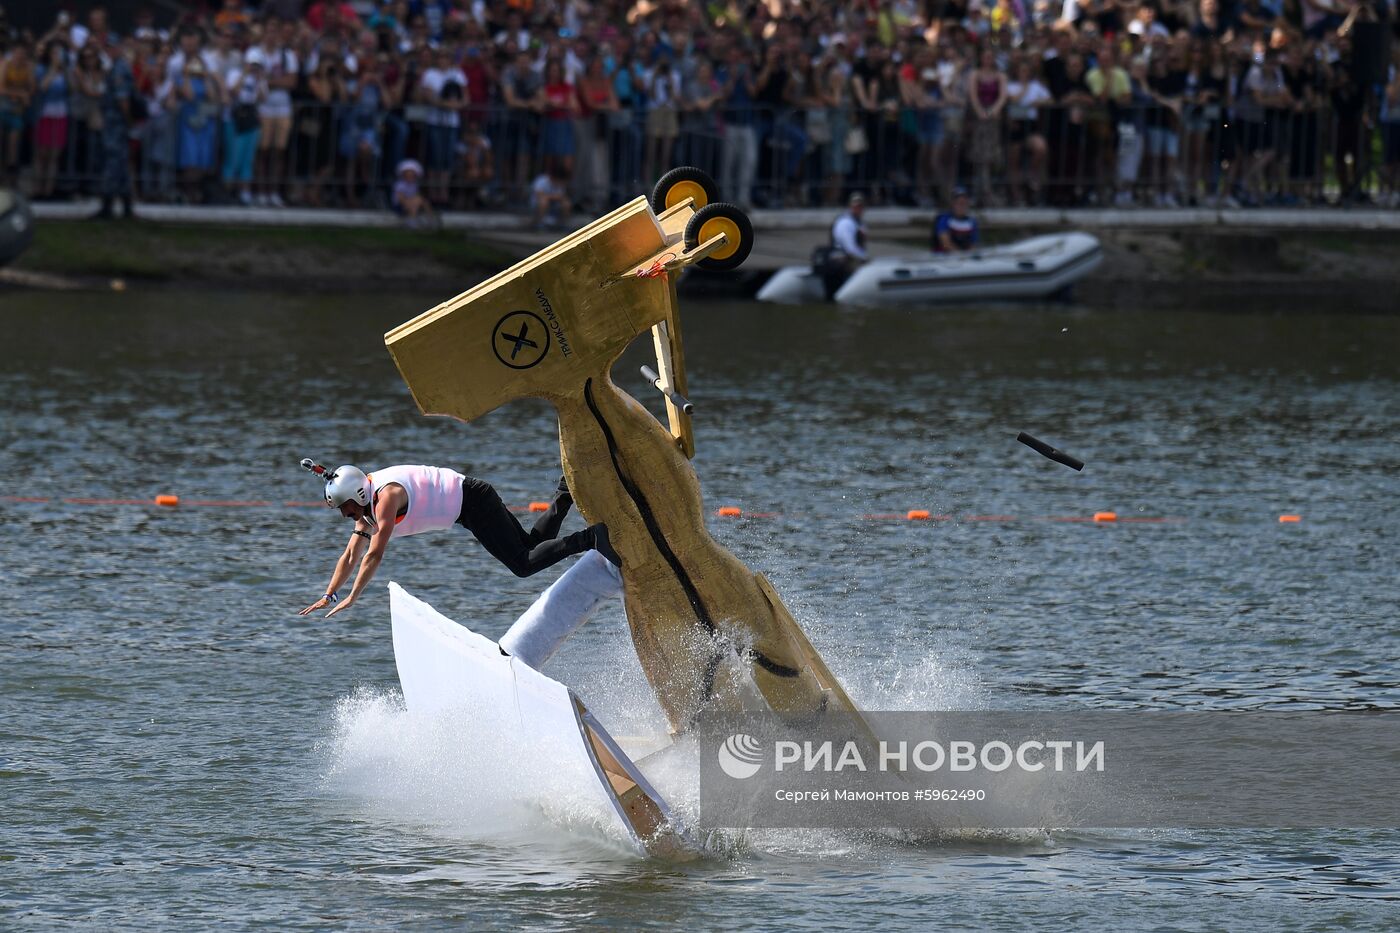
[385,196,863,732]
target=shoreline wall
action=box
[10,204,1400,312]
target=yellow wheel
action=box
[650,166,719,214]
[684,202,754,272]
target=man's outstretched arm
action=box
[325,491,401,618]
[298,523,370,615]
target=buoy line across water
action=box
[0,496,1304,525]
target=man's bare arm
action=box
[298,523,370,615]
[326,487,403,617]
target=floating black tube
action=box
[1017,432,1084,471]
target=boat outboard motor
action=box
[0,189,35,268]
[811,223,859,302]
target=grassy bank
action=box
[10,217,1399,311]
[12,221,517,290]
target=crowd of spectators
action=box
[1,0,1398,218]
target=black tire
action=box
[650,166,719,214]
[684,202,754,272]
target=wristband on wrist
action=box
[324,592,338,603]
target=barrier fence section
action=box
[22,100,1400,212]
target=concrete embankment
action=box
[668,205,1400,312]
[11,200,1400,311]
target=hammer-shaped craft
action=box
[384,178,862,733]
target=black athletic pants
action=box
[456,475,600,577]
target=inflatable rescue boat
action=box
[756,232,1103,307]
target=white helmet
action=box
[324,465,372,508]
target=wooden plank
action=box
[384,197,671,422]
[650,315,694,458]
[575,700,700,860]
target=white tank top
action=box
[368,465,465,537]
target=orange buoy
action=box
[155,495,180,507]
[1278,514,1301,523]
[1093,511,1117,522]
[528,501,550,512]
[717,506,742,517]
[907,509,931,521]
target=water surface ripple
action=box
[2,291,1397,930]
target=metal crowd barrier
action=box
[28,100,1393,210]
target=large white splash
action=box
[322,685,643,859]
[319,614,1030,863]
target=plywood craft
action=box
[385,195,865,734]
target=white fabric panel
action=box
[389,581,517,717]
[500,550,623,669]
[387,582,646,853]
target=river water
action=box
[2,289,1397,930]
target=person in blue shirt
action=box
[408,0,450,42]
[932,188,979,253]
[717,44,758,207]
[95,42,136,219]
[608,51,644,198]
